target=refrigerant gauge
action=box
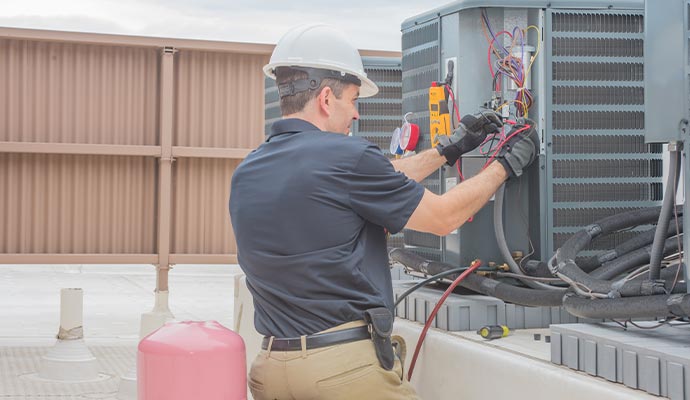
[390,127,404,155]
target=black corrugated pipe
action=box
[590,235,682,280]
[389,248,566,307]
[522,260,552,277]
[557,207,663,261]
[649,146,683,280]
[522,212,683,279]
[578,219,683,273]
[563,292,690,320]
[552,207,669,297]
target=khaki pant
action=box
[249,321,420,400]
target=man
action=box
[229,24,539,400]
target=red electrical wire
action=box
[407,259,483,381]
[445,84,461,124]
[456,162,465,181]
[487,30,513,90]
[483,124,531,169]
[445,84,463,182]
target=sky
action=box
[0,0,442,51]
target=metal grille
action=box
[547,10,662,256]
[552,37,644,57]
[374,86,402,99]
[552,86,644,105]
[553,207,643,227]
[358,103,403,116]
[264,76,280,136]
[553,183,663,202]
[353,58,403,140]
[552,135,660,154]
[402,46,439,72]
[366,68,402,83]
[402,22,439,49]
[387,234,405,249]
[265,107,281,122]
[552,13,643,33]
[358,119,400,133]
[552,111,644,130]
[404,231,441,249]
[404,247,443,263]
[265,86,279,104]
[402,93,429,115]
[553,62,644,81]
[402,69,438,95]
[361,136,393,152]
[553,159,663,178]
[554,229,653,251]
[401,20,441,256]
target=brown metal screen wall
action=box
[0,29,271,266]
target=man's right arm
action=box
[405,161,507,236]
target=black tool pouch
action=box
[363,307,394,370]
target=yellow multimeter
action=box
[429,83,451,147]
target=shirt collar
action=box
[267,118,322,141]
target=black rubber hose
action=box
[554,207,668,297]
[475,207,680,280]
[563,292,690,320]
[591,235,682,280]
[389,248,566,307]
[558,207,663,262]
[554,260,667,297]
[649,149,682,280]
[393,267,467,308]
[579,219,682,273]
[522,260,552,278]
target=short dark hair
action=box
[275,67,348,116]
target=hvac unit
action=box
[400,0,663,268]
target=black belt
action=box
[261,325,371,351]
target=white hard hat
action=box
[264,24,379,98]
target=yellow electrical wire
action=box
[524,25,541,76]
[494,100,528,117]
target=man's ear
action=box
[317,86,333,117]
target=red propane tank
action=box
[138,320,246,400]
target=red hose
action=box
[407,259,483,380]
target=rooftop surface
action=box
[0,264,242,399]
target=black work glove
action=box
[496,119,540,179]
[436,111,502,166]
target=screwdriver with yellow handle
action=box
[477,325,510,340]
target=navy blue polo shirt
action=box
[229,118,425,337]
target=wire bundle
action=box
[480,10,540,118]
